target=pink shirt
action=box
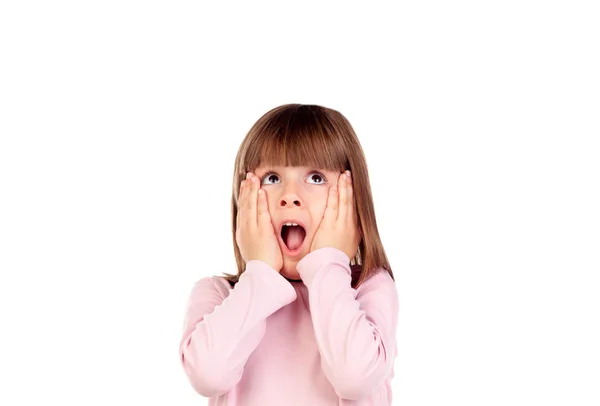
[179,247,399,405]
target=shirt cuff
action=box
[296,247,351,287]
[244,260,298,305]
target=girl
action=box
[179,104,399,405]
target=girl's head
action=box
[225,103,393,289]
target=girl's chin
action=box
[279,262,301,281]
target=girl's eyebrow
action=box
[257,168,335,182]
[255,167,275,176]
[258,167,326,175]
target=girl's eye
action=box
[260,171,327,185]
[307,172,326,184]
[261,173,280,185]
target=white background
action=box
[1,1,599,405]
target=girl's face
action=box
[254,165,343,280]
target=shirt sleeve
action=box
[179,261,297,398]
[296,247,399,400]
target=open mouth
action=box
[280,224,306,252]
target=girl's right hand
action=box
[235,172,283,272]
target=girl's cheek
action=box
[304,187,328,201]
[262,184,328,206]
[311,189,330,213]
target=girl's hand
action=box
[310,170,361,260]
[236,172,283,272]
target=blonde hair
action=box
[223,103,393,289]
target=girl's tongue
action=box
[282,225,306,251]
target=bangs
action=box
[241,105,349,173]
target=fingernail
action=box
[346,170,351,177]
[246,173,251,179]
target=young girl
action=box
[179,104,399,405]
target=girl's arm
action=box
[179,261,297,398]
[297,247,399,400]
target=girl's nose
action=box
[279,183,303,207]
[279,196,301,207]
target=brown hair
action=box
[222,103,393,290]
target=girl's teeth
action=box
[284,222,298,226]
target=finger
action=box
[247,173,258,227]
[244,174,252,211]
[348,176,360,244]
[240,173,251,214]
[236,178,246,232]
[337,173,348,222]
[324,182,338,224]
[257,188,270,229]
[346,171,355,222]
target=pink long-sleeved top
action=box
[179,247,399,405]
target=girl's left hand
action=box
[310,170,361,260]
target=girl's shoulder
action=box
[352,265,395,292]
[191,275,234,300]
